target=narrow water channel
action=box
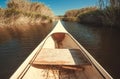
[0,21,120,79]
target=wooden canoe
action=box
[10,20,113,79]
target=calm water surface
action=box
[63,21,120,79]
[0,21,120,79]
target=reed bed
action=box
[63,0,120,28]
[63,7,99,23]
[98,0,120,27]
[0,0,54,43]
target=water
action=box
[0,21,120,79]
[63,21,120,79]
[0,24,53,79]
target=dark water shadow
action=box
[62,21,120,79]
[69,49,90,66]
[0,23,53,79]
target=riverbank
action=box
[0,0,54,25]
[0,0,54,43]
[62,6,120,28]
[63,7,100,24]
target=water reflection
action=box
[0,39,23,78]
[0,21,120,79]
[63,21,120,79]
[0,23,53,79]
[63,21,101,49]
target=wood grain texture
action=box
[33,49,90,65]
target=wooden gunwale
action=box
[10,20,113,79]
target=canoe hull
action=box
[10,21,112,79]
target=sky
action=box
[0,0,98,15]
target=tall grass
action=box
[0,0,54,43]
[8,0,54,16]
[0,0,54,25]
[64,7,98,18]
[63,7,99,23]
[98,0,120,28]
[7,0,54,17]
[0,8,5,25]
[63,0,120,28]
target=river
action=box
[0,21,120,79]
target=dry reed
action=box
[0,0,54,43]
[63,7,99,22]
[0,0,54,25]
[98,0,120,27]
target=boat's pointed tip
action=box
[58,20,61,23]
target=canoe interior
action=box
[20,33,105,79]
[33,49,90,65]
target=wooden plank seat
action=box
[32,48,90,66]
[32,64,85,71]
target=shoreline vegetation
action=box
[0,0,54,43]
[63,7,101,25]
[0,0,54,25]
[62,0,120,28]
[0,0,120,43]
